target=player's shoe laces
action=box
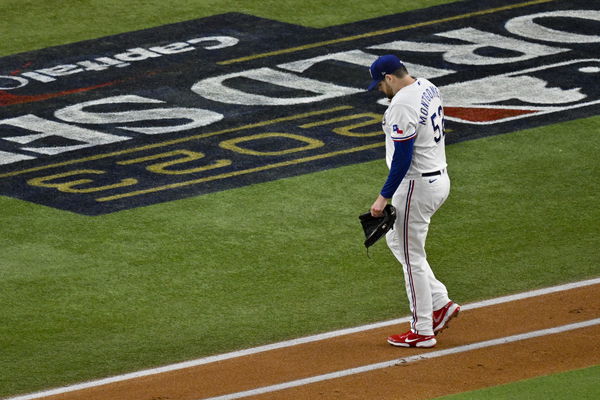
[433,301,461,335]
[387,331,437,348]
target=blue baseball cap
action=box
[367,55,405,91]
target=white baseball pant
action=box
[386,171,451,336]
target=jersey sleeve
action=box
[380,138,414,199]
[387,103,417,142]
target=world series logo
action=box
[0,0,598,214]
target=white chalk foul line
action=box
[5,277,600,400]
[200,318,600,400]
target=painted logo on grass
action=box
[0,0,598,215]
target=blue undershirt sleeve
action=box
[380,138,414,199]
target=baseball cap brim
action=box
[367,54,404,91]
[367,77,383,91]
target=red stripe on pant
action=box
[403,180,417,333]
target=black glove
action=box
[358,204,397,249]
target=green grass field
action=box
[0,0,455,56]
[436,365,600,400]
[1,0,599,397]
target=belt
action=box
[422,170,442,177]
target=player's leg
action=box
[425,259,451,310]
[420,172,460,333]
[421,172,452,310]
[387,179,435,335]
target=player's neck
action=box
[392,76,417,96]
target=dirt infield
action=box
[27,282,600,400]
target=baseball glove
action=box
[358,204,397,249]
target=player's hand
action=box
[370,195,389,217]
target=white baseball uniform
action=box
[381,77,452,336]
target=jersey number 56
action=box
[430,105,446,143]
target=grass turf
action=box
[0,0,455,56]
[435,365,600,400]
[1,115,599,396]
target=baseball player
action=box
[367,54,460,348]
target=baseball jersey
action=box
[382,78,447,179]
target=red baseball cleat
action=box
[387,331,437,348]
[433,301,461,335]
